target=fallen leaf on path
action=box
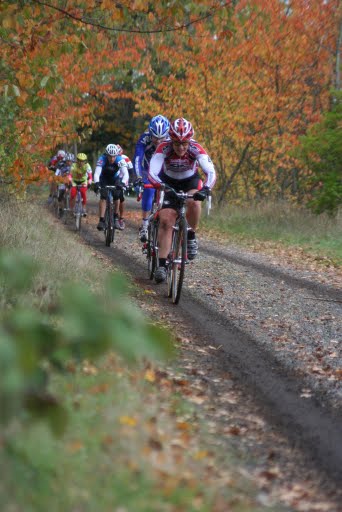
[119,416,137,427]
[192,450,209,460]
[144,369,156,382]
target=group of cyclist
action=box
[48,150,92,217]
[48,115,216,284]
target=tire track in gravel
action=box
[200,244,342,302]
[123,217,341,303]
[79,217,342,487]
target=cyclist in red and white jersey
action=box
[148,117,216,283]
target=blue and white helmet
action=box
[149,115,170,139]
[65,152,75,162]
[105,144,121,156]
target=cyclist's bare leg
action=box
[158,208,177,259]
[185,189,201,231]
[99,199,106,217]
[119,201,124,218]
[114,199,120,215]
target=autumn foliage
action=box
[0,0,340,206]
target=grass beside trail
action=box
[201,200,342,266]
[0,189,284,512]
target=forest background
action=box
[1,0,341,214]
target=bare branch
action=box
[31,0,232,34]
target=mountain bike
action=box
[102,184,125,247]
[142,184,165,280]
[165,187,211,304]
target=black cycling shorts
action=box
[160,173,202,210]
[99,178,121,201]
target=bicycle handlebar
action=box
[140,182,212,215]
[102,184,126,190]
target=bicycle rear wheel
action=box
[168,218,187,304]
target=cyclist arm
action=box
[86,163,93,186]
[94,166,102,184]
[117,158,129,186]
[197,153,216,189]
[122,155,133,170]
[48,156,57,170]
[148,151,165,188]
[133,132,149,179]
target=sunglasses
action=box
[173,141,190,147]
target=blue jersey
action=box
[133,131,161,178]
[55,160,71,177]
[94,154,128,184]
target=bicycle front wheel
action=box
[74,192,82,231]
[104,204,111,246]
[168,218,187,304]
[147,219,159,280]
[75,212,82,231]
[75,198,82,231]
[53,196,59,218]
[63,194,70,224]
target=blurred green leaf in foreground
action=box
[0,250,174,437]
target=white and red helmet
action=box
[169,118,194,142]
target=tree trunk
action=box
[217,142,251,205]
